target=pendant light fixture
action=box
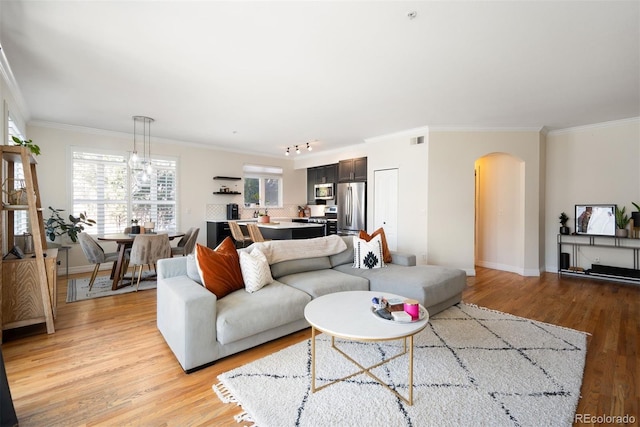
[131,116,154,181]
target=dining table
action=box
[98,231,185,290]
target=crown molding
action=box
[428,125,544,133]
[0,45,30,119]
[546,117,640,136]
[364,125,430,143]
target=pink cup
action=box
[404,299,420,319]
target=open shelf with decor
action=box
[557,233,640,285]
[213,176,241,195]
[1,146,57,343]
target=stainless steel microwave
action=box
[314,183,335,200]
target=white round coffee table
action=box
[304,290,429,405]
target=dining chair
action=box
[247,223,269,243]
[77,232,120,290]
[171,227,200,256]
[229,221,251,248]
[170,227,193,256]
[128,234,172,290]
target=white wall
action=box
[544,118,640,271]
[427,130,544,275]
[364,128,429,262]
[293,127,430,263]
[27,123,306,272]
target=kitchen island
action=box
[241,221,325,240]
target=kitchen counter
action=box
[244,221,323,229]
[238,221,325,240]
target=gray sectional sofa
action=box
[157,236,466,372]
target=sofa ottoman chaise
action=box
[157,235,466,372]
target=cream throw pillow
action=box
[240,248,273,293]
[353,234,385,269]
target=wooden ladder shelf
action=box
[1,146,56,343]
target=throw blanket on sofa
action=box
[252,235,347,265]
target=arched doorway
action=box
[474,153,526,274]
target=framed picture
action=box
[575,204,616,236]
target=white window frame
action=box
[243,164,283,208]
[69,146,178,235]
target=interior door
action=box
[374,168,398,250]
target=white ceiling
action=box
[1,1,638,157]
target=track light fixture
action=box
[285,141,314,156]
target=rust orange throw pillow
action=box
[359,228,392,263]
[195,238,244,298]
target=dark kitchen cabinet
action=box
[307,164,338,204]
[338,157,367,182]
[306,168,318,205]
[207,221,232,248]
[321,164,337,184]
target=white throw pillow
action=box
[239,248,273,293]
[353,234,385,269]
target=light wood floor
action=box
[1,267,638,426]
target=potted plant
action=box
[258,210,270,223]
[559,212,570,235]
[45,206,96,242]
[615,206,630,238]
[11,136,41,155]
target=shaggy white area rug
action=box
[214,303,587,427]
[66,271,156,302]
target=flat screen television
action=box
[575,204,616,236]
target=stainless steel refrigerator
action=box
[337,182,366,235]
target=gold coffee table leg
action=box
[409,335,414,405]
[311,326,316,392]
[311,333,416,405]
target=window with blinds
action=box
[72,149,177,235]
[7,114,29,235]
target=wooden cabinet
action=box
[338,157,367,182]
[1,146,56,342]
[2,249,58,328]
[306,164,338,204]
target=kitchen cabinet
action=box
[338,157,367,182]
[254,222,326,240]
[306,168,317,205]
[207,221,232,248]
[306,164,338,204]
